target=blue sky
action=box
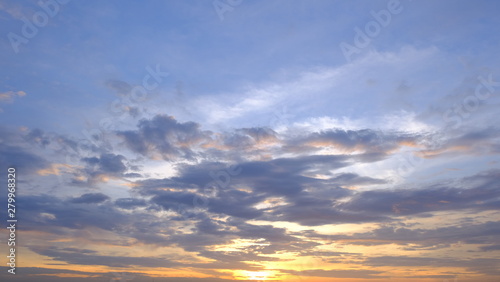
[1,0,500,281]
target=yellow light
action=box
[240,270,270,280]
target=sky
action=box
[0,0,500,281]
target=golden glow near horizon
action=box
[3,1,500,281]
[233,270,281,281]
[5,208,496,281]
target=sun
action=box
[240,270,271,280]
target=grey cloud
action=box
[240,127,277,143]
[24,128,50,147]
[216,127,278,150]
[329,172,387,186]
[23,128,102,156]
[115,197,147,209]
[30,246,180,268]
[105,79,132,96]
[18,195,117,230]
[0,143,49,174]
[479,244,500,251]
[116,114,211,160]
[124,172,142,177]
[341,169,500,216]
[149,188,265,220]
[82,153,127,175]
[328,220,500,250]
[263,191,388,226]
[416,127,500,158]
[0,267,237,282]
[71,153,133,185]
[284,128,419,155]
[70,193,110,204]
[133,153,386,225]
[284,268,387,279]
[17,194,177,246]
[363,256,500,277]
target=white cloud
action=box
[190,46,443,131]
[0,90,26,102]
[0,90,27,112]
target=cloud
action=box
[0,90,26,101]
[0,90,26,111]
[114,197,147,209]
[362,256,500,277]
[131,152,388,226]
[18,194,131,232]
[72,153,131,184]
[123,172,142,178]
[112,113,428,166]
[284,269,387,279]
[211,127,279,151]
[0,143,49,174]
[417,127,500,158]
[479,244,500,252]
[30,246,180,268]
[82,153,127,175]
[70,193,110,204]
[104,79,132,96]
[340,169,500,216]
[24,128,51,147]
[284,128,419,155]
[327,220,500,251]
[328,172,387,186]
[263,193,388,226]
[0,267,237,282]
[0,2,33,19]
[116,114,211,160]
